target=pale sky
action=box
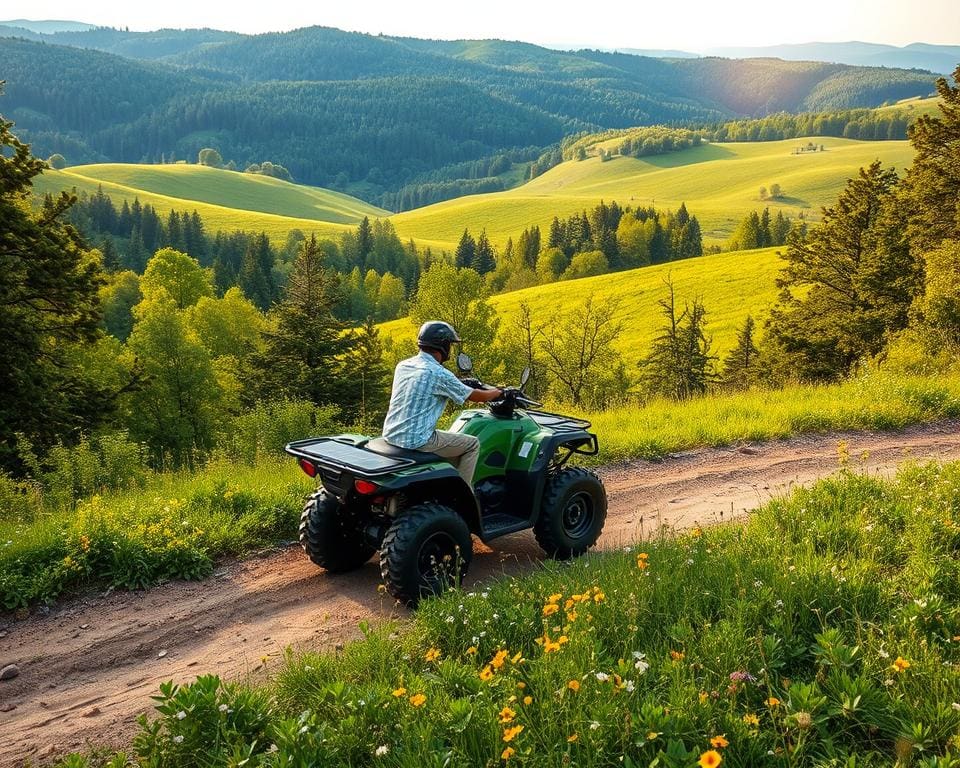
[12,0,960,50]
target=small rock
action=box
[334,642,344,652]
[0,702,15,712]
[81,706,101,718]
[79,624,89,630]
[738,446,759,455]
[187,661,198,667]
[0,630,7,638]
[39,744,56,758]
[157,650,168,659]
[0,664,19,681]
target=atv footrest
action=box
[481,513,530,540]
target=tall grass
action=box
[59,462,960,767]
[4,371,959,610]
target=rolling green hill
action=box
[31,164,403,246]
[380,246,785,365]
[34,135,916,251]
[391,136,916,248]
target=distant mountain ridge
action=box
[0,19,96,34]
[707,41,960,74]
[0,23,940,207]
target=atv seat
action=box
[365,438,444,466]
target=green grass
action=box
[5,369,959,611]
[382,246,786,363]
[34,136,915,251]
[32,164,393,246]
[391,137,916,248]
[59,462,960,767]
[0,458,311,609]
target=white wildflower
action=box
[375,745,390,756]
[218,704,229,713]
[589,721,601,730]
[595,672,610,682]
[176,711,187,720]
[173,735,184,744]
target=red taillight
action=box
[298,458,317,478]
[354,479,378,495]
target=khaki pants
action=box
[420,430,480,485]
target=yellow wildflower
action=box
[547,592,563,603]
[567,734,579,743]
[492,649,509,669]
[699,749,722,768]
[501,747,515,760]
[79,535,91,552]
[567,680,581,692]
[742,713,760,727]
[699,691,709,704]
[516,681,526,689]
[502,724,524,742]
[409,693,426,707]
[523,695,532,705]
[480,666,494,681]
[766,696,780,707]
[892,656,910,673]
[499,706,516,723]
[670,650,685,661]
[511,651,523,664]
[710,735,729,748]
[425,647,440,662]
[466,646,477,655]
[392,687,407,697]
[647,731,659,740]
[543,603,560,617]
[593,591,605,603]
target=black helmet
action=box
[417,321,462,362]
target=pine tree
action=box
[0,110,107,470]
[902,65,960,253]
[454,229,476,269]
[722,315,759,390]
[767,161,916,380]
[252,236,354,408]
[357,216,374,265]
[639,281,717,400]
[472,230,495,275]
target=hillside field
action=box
[34,137,914,251]
[382,246,785,364]
[31,164,399,246]
[391,137,916,249]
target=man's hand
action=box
[467,386,503,403]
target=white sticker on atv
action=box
[518,441,533,458]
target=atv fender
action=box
[377,467,483,536]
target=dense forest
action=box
[0,26,936,208]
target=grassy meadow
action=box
[391,137,916,249]
[60,461,960,767]
[4,369,959,611]
[32,164,389,246]
[34,136,915,251]
[381,246,786,363]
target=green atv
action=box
[285,354,607,605]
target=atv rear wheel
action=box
[534,467,607,559]
[380,502,472,606]
[299,489,376,573]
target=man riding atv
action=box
[286,320,607,605]
[381,321,503,485]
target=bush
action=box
[217,400,341,464]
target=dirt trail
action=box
[2,420,959,766]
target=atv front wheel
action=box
[535,467,607,559]
[380,502,472,606]
[299,489,376,573]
